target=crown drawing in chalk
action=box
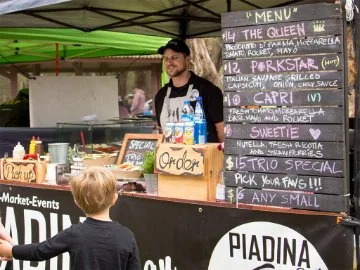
[313,21,325,32]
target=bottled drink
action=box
[184,122,194,145]
[174,122,184,144]
[164,123,175,143]
[194,96,204,121]
[195,119,207,144]
[181,100,194,123]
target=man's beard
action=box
[167,65,187,78]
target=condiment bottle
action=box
[35,137,44,155]
[13,142,25,159]
[29,136,36,154]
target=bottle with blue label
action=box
[181,100,194,123]
[194,96,204,121]
[194,97,207,144]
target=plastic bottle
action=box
[194,96,204,121]
[13,142,25,159]
[35,137,44,155]
[195,119,207,144]
[29,136,36,154]
[181,100,194,123]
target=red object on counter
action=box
[23,154,38,160]
[80,131,86,152]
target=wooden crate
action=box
[1,158,47,183]
[156,143,223,201]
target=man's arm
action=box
[215,121,224,142]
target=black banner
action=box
[0,183,354,270]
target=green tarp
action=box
[0,28,170,64]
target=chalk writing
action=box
[225,123,344,141]
[221,3,341,28]
[224,171,344,194]
[223,55,342,75]
[225,188,346,212]
[224,139,344,159]
[224,71,342,91]
[225,107,342,124]
[224,90,343,107]
[222,19,341,43]
[225,155,344,177]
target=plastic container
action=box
[181,100,194,123]
[194,96,204,121]
[12,142,25,159]
[29,136,36,154]
[48,143,70,164]
[35,137,44,155]
[195,119,207,144]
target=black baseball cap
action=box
[158,39,190,55]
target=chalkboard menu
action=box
[117,133,163,167]
[221,3,348,213]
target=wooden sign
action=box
[224,171,344,194]
[222,19,341,44]
[155,144,205,176]
[223,71,342,92]
[224,90,343,106]
[224,107,343,124]
[224,123,344,141]
[224,155,344,177]
[225,187,347,213]
[221,3,341,27]
[117,133,163,167]
[224,139,344,159]
[221,2,348,213]
[0,159,46,183]
[223,54,343,75]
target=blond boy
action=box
[0,167,140,270]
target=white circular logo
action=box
[208,222,328,270]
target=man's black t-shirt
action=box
[155,72,223,142]
[12,217,140,270]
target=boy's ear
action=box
[111,193,118,206]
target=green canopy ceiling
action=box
[0,28,170,64]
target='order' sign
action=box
[155,144,205,176]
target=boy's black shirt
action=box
[12,217,140,270]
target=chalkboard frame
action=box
[116,133,164,166]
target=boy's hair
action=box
[70,167,117,214]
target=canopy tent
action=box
[0,28,169,65]
[0,0,333,38]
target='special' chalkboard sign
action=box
[117,133,163,167]
[221,2,348,213]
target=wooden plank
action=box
[224,107,343,124]
[224,171,344,194]
[224,139,344,159]
[224,123,344,141]
[225,187,346,213]
[223,54,343,75]
[222,19,341,44]
[224,90,343,106]
[223,71,343,91]
[221,3,341,28]
[224,155,345,177]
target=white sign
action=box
[208,221,328,270]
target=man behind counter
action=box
[155,39,224,142]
